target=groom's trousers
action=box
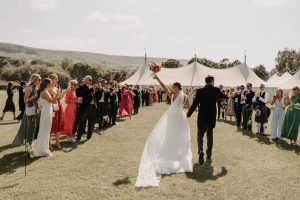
[197,128,213,158]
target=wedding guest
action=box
[252,84,270,136]
[64,80,79,142]
[217,85,224,119]
[149,88,154,105]
[281,87,300,145]
[72,79,84,135]
[0,82,17,120]
[12,74,41,149]
[48,74,67,149]
[35,78,58,157]
[234,85,246,128]
[76,75,98,141]
[157,87,163,103]
[104,81,111,126]
[119,85,133,119]
[145,88,150,106]
[152,87,157,103]
[270,89,287,141]
[109,83,119,126]
[242,83,255,130]
[133,85,141,114]
[233,86,240,118]
[16,81,26,122]
[141,88,147,106]
[226,88,235,121]
[188,88,194,106]
[220,90,228,120]
[95,79,106,130]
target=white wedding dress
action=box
[35,96,53,157]
[135,91,193,187]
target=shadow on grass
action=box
[53,140,86,153]
[0,144,15,153]
[228,122,299,155]
[113,176,132,186]
[274,139,300,155]
[0,151,39,175]
[222,120,236,126]
[185,162,228,183]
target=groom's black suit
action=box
[187,84,228,159]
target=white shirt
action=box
[252,91,269,103]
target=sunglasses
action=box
[88,79,93,81]
[71,84,77,86]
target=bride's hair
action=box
[173,82,182,90]
[38,78,52,97]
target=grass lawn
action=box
[0,90,299,200]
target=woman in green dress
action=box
[281,86,300,145]
[12,74,41,150]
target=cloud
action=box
[132,32,151,41]
[87,11,141,28]
[253,0,285,8]
[29,0,57,10]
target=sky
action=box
[0,0,299,69]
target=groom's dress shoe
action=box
[199,153,204,166]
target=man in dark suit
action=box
[109,83,119,126]
[233,85,246,128]
[242,83,255,130]
[187,76,228,165]
[133,85,141,114]
[141,88,147,106]
[76,75,99,141]
[157,87,163,103]
[217,85,224,119]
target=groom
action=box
[187,76,228,165]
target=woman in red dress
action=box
[64,80,78,142]
[119,85,134,119]
[48,74,68,149]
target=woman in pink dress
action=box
[119,86,134,119]
[64,80,78,142]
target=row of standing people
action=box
[8,74,145,157]
[217,83,300,145]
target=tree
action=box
[252,64,269,81]
[162,59,181,68]
[188,57,241,69]
[275,48,300,75]
[0,65,70,87]
[69,63,99,81]
[61,57,73,71]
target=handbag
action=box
[25,105,36,116]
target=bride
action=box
[135,75,193,187]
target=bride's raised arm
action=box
[154,75,172,98]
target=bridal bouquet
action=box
[149,62,161,78]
